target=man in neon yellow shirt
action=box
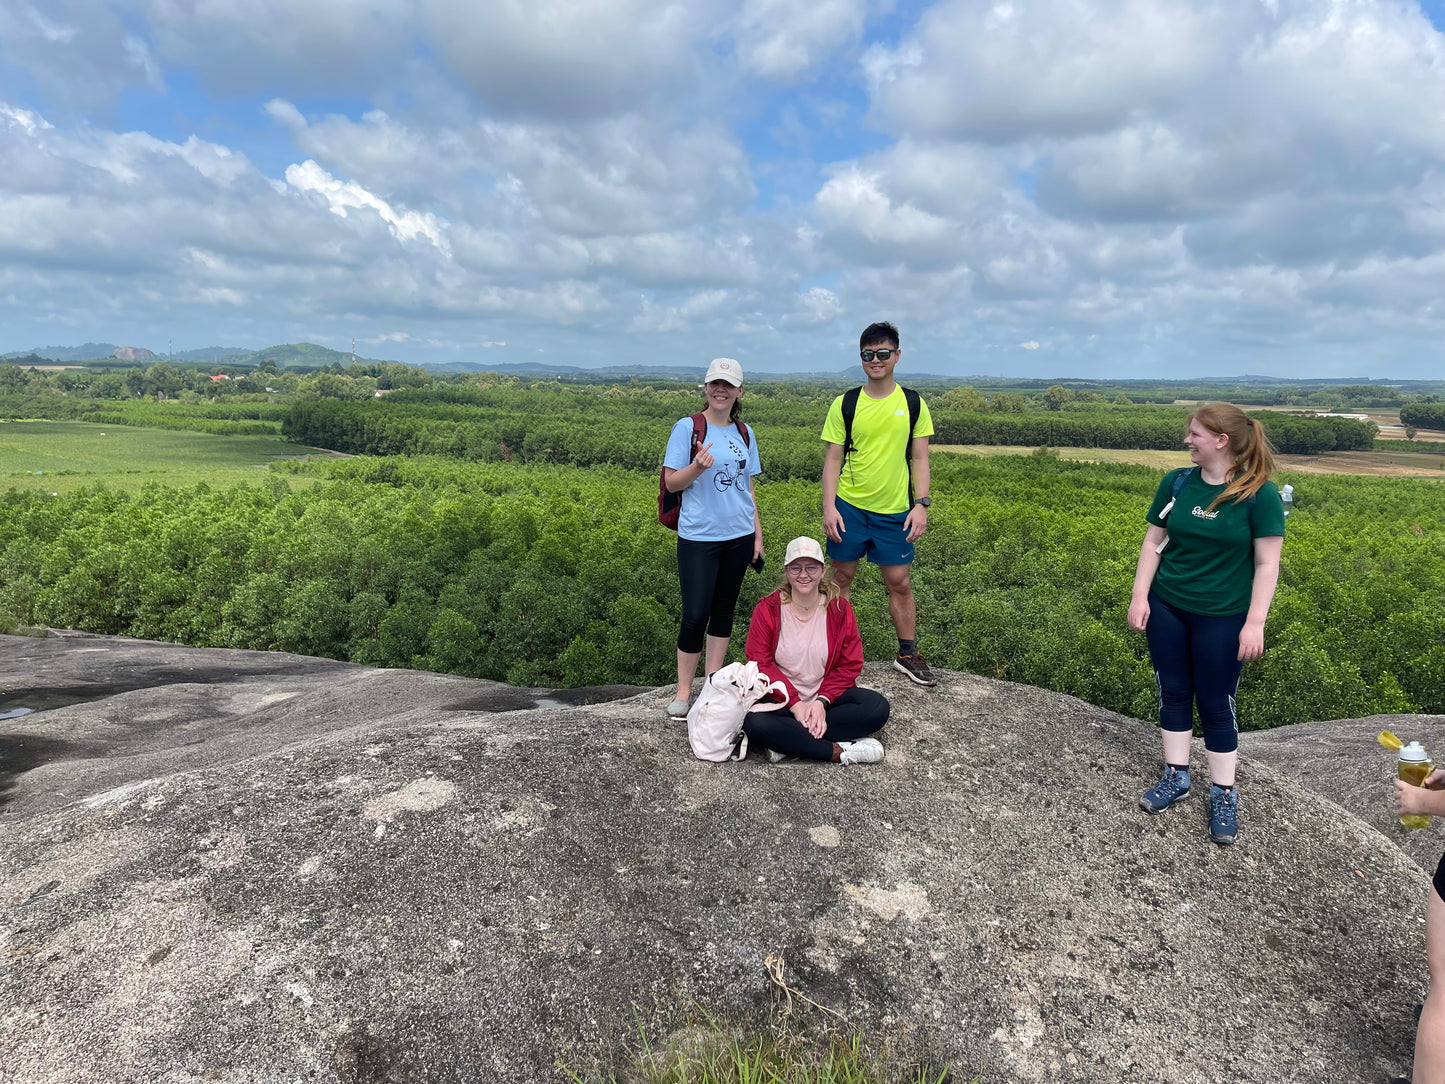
[821,321,936,686]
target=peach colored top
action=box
[775,601,828,701]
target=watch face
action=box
[916,497,931,507]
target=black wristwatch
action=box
[914,496,931,508]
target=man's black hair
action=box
[859,322,900,350]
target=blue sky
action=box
[3,0,1445,379]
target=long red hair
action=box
[1191,402,1276,511]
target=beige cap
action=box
[783,537,825,566]
[704,357,743,386]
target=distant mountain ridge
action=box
[1,343,1434,387]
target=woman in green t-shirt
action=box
[1126,403,1285,846]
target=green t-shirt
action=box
[1146,468,1286,616]
[821,386,934,514]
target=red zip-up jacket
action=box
[745,590,865,707]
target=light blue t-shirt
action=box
[663,417,762,541]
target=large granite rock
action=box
[1,631,1437,1083]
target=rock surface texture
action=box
[1,630,1439,1083]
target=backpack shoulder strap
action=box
[901,386,922,506]
[689,413,707,460]
[840,387,862,460]
[735,419,751,448]
[1170,465,1198,499]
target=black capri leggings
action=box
[743,687,890,761]
[677,534,754,654]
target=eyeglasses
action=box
[860,348,895,362]
[785,563,824,578]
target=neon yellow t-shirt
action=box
[821,386,934,514]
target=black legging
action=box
[742,687,890,761]
[676,534,754,654]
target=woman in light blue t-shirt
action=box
[661,357,764,720]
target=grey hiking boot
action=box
[1209,785,1238,845]
[1139,767,1190,814]
[893,652,936,687]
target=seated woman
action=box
[743,536,889,764]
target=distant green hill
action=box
[232,343,388,370]
[3,343,122,362]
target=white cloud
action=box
[865,0,1225,142]
[3,0,1445,376]
[0,102,53,133]
[419,0,715,119]
[734,0,869,81]
[284,159,451,253]
[780,286,844,327]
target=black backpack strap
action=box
[840,387,862,463]
[736,419,751,448]
[1170,465,1197,500]
[902,386,921,506]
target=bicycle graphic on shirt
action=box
[712,442,749,492]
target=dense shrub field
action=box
[2,452,1440,727]
[281,384,1377,473]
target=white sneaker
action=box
[765,747,792,764]
[838,738,884,766]
[666,699,689,720]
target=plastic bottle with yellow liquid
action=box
[1381,730,1433,829]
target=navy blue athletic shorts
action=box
[825,497,914,566]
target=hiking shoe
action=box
[894,652,937,687]
[1209,785,1238,846]
[666,699,688,720]
[838,738,884,766]
[1139,767,1190,814]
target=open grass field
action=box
[0,420,333,494]
[934,443,1445,479]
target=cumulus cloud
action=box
[419,0,715,119]
[734,0,870,81]
[0,1,165,115]
[804,0,1445,368]
[2,0,1445,375]
[284,160,451,252]
[137,0,414,95]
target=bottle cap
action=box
[1401,741,1429,763]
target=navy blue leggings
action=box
[676,534,754,654]
[1144,590,1246,754]
[743,687,890,761]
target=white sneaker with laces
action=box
[838,738,884,765]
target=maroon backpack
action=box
[658,413,751,530]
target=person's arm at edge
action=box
[822,442,845,542]
[1398,769,1445,817]
[664,443,712,493]
[752,486,764,561]
[1127,524,1169,631]
[748,436,764,559]
[1238,534,1282,661]
[903,434,930,542]
[744,599,801,706]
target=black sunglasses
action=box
[860,348,896,362]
